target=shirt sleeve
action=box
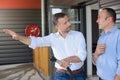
[29,34,52,49]
[92,53,96,65]
[116,33,120,75]
[76,33,87,62]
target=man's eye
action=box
[64,22,67,25]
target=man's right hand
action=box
[3,29,31,45]
[59,59,70,69]
[3,29,19,40]
[93,44,106,62]
[95,44,106,56]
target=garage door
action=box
[0,9,41,65]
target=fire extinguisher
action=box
[25,24,40,37]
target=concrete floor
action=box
[0,63,99,80]
[86,76,99,80]
[0,63,43,80]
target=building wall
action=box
[0,0,41,9]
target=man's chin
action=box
[67,29,70,32]
[98,26,102,29]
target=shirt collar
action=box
[101,25,118,36]
[56,30,72,36]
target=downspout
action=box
[86,6,92,77]
[41,0,45,36]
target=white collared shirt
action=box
[29,30,86,71]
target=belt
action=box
[57,67,83,75]
[99,77,103,80]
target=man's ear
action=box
[107,17,113,22]
[55,26,58,30]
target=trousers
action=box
[54,69,85,80]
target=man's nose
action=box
[96,19,99,23]
[68,22,71,26]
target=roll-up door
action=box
[0,9,41,65]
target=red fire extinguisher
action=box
[25,24,40,37]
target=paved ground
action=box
[86,76,99,80]
[0,63,99,80]
[0,63,43,80]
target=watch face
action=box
[25,24,40,37]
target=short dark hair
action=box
[52,13,66,26]
[102,8,116,22]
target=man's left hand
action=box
[115,75,120,80]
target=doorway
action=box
[49,7,81,32]
[91,10,99,75]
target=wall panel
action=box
[0,9,41,65]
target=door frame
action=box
[86,3,99,77]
